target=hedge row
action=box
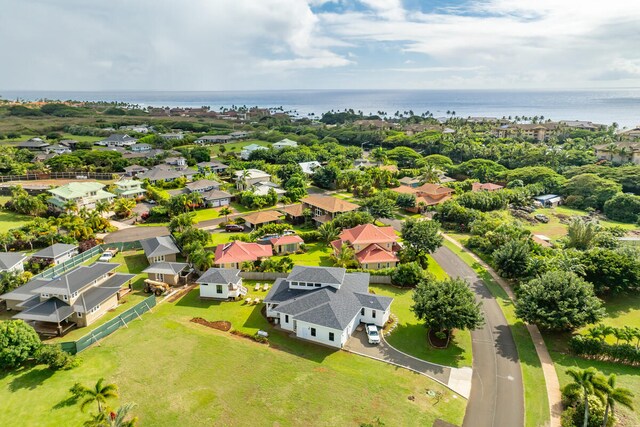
[568,335,640,366]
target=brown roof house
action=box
[392,183,453,213]
[243,210,282,229]
[299,195,359,225]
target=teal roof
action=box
[48,182,106,199]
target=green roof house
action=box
[114,180,145,199]
[48,182,115,211]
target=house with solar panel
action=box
[264,266,393,348]
[0,262,134,336]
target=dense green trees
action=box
[411,277,484,345]
[361,193,395,221]
[312,164,340,189]
[391,262,426,287]
[492,239,531,278]
[579,247,640,295]
[515,271,604,331]
[505,166,567,193]
[603,193,640,223]
[401,219,443,264]
[562,174,622,210]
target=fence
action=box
[34,245,104,280]
[239,271,391,284]
[0,171,120,183]
[60,295,157,355]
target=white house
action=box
[235,169,271,191]
[273,138,298,149]
[264,266,393,348]
[97,134,138,147]
[299,161,321,175]
[114,180,145,199]
[0,252,27,273]
[240,144,268,160]
[197,268,247,300]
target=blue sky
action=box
[0,0,638,91]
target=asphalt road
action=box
[432,245,524,427]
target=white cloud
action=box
[0,0,638,89]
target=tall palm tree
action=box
[564,367,604,427]
[317,222,339,245]
[332,243,356,268]
[63,199,79,214]
[596,374,634,427]
[107,403,138,427]
[219,206,232,223]
[95,200,112,217]
[77,378,119,413]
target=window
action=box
[216,285,223,294]
[63,295,68,301]
[311,328,316,337]
[285,315,289,323]
[372,310,376,319]
[307,283,313,287]
[329,332,334,341]
[77,312,83,318]
[360,307,364,316]
[315,283,321,288]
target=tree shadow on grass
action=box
[8,366,54,392]
[122,254,148,275]
[387,323,467,368]
[53,395,78,410]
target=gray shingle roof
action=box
[140,236,180,258]
[73,274,134,313]
[143,262,189,275]
[287,266,346,286]
[202,189,232,201]
[265,269,391,330]
[137,166,183,181]
[38,262,118,295]
[13,297,74,323]
[0,252,27,270]
[0,278,50,302]
[197,268,241,284]
[31,243,77,260]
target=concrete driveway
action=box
[432,245,524,427]
[344,329,472,398]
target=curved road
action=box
[432,245,524,427]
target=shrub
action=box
[35,344,79,370]
[0,320,41,369]
[390,262,425,287]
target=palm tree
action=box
[219,206,232,223]
[596,374,634,427]
[63,199,79,214]
[107,403,138,427]
[95,200,112,217]
[317,222,339,245]
[332,243,356,268]
[113,198,136,219]
[587,324,614,343]
[76,378,119,413]
[564,367,604,427]
[192,249,215,271]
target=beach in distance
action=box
[3,88,640,127]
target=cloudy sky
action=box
[1,0,639,90]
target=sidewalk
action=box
[443,234,562,427]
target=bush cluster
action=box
[568,335,640,366]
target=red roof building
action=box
[392,183,453,213]
[471,182,504,192]
[331,224,400,270]
[214,241,273,269]
[269,235,304,255]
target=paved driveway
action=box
[344,329,472,398]
[432,246,524,427]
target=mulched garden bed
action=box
[428,329,450,349]
[190,317,232,332]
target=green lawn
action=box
[443,240,549,427]
[272,242,334,267]
[210,139,272,156]
[541,293,640,426]
[0,210,33,232]
[0,287,466,426]
[372,281,473,368]
[192,207,220,222]
[522,206,639,241]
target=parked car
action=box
[282,230,296,236]
[534,214,549,223]
[98,247,119,262]
[366,324,381,345]
[225,224,244,232]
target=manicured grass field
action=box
[271,242,334,267]
[0,286,466,426]
[210,139,272,156]
[192,207,220,222]
[443,240,549,427]
[0,210,33,232]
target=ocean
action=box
[2,89,639,128]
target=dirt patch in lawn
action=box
[168,284,197,302]
[190,317,232,332]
